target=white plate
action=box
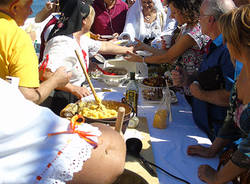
[100,35,114,39]
[113,39,129,45]
[104,58,137,74]
[136,50,152,57]
[93,54,106,63]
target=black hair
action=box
[168,0,202,26]
[47,0,90,41]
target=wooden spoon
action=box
[75,50,102,106]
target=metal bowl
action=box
[102,67,128,87]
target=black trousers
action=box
[184,94,192,106]
[47,90,78,116]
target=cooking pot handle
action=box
[121,97,135,120]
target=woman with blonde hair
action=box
[191,4,250,183]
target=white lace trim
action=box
[36,124,101,184]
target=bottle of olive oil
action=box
[126,72,139,115]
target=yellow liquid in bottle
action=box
[153,109,168,129]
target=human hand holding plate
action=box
[135,50,152,57]
[124,51,143,63]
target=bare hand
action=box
[198,165,217,184]
[71,85,90,99]
[187,145,215,158]
[190,82,203,99]
[134,38,149,51]
[52,66,72,88]
[161,36,167,50]
[108,33,119,42]
[112,33,119,39]
[171,69,183,87]
[124,51,142,62]
[161,39,167,49]
[127,46,135,53]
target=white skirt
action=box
[0,79,101,184]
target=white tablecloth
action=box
[91,80,219,184]
[139,93,219,184]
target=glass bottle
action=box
[153,88,169,129]
[126,72,139,115]
[153,82,172,129]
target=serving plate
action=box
[100,35,114,39]
[142,91,178,104]
[136,50,152,57]
[140,83,178,104]
[113,39,130,46]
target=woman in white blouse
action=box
[40,0,133,115]
[119,0,176,45]
[0,78,126,184]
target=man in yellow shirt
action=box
[0,0,71,104]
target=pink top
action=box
[91,0,128,35]
[235,99,248,129]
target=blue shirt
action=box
[192,34,235,138]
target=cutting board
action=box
[125,117,159,184]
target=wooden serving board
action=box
[124,117,159,184]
